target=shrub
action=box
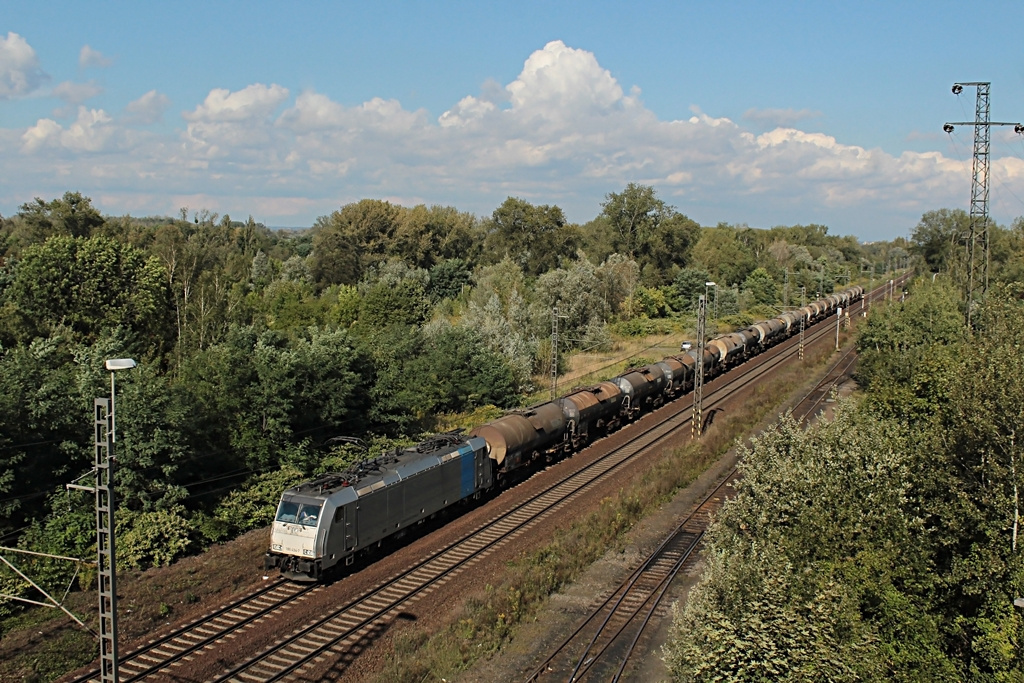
[116,507,195,570]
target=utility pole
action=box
[92,398,119,683]
[944,82,1023,326]
[692,294,707,439]
[799,286,806,361]
[550,306,559,401]
[835,307,842,351]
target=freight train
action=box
[264,285,864,580]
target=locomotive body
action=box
[265,434,491,581]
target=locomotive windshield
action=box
[275,499,322,527]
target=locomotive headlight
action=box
[303,549,314,556]
[272,544,282,551]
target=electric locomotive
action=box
[264,433,491,581]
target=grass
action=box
[371,340,841,682]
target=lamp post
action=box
[105,359,136,444]
[96,358,136,683]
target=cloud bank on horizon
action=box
[2,33,1022,241]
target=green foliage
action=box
[855,277,965,420]
[324,284,361,326]
[463,259,537,390]
[533,256,610,351]
[212,466,304,537]
[428,258,471,302]
[0,337,86,531]
[3,235,169,344]
[743,266,779,306]
[691,225,756,286]
[358,278,430,328]
[910,208,968,274]
[115,365,190,511]
[632,285,669,318]
[116,506,196,570]
[309,201,480,288]
[671,266,712,313]
[483,197,579,276]
[181,325,369,469]
[664,409,952,681]
[599,183,699,285]
[594,253,641,316]
[13,191,105,247]
[411,325,519,413]
[610,317,674,338]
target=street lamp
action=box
[105,359,136,443]
[705,281,717,326]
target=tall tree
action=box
[910,209,969,274]
[484,197,578,276]
[15,191,105,244]
[601,183,668,261]
[3,235,169,344]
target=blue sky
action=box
[3,1,1024,242]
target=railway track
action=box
[65,275,910,682]
[65,579,318,683]
[524,469,739,683]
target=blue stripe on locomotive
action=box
[460,443,476,498]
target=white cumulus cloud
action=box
[21,107,117,153]
[507,40,625,118]
[184,83,289,122]
[0,32,48,99]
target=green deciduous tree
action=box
[664,408,954,681]
[4,235,169,344]
[600,184,700,284]
[484,197,579,276]
[671,266,712,313]
[910,209,968,274]
[9,191,105,250]
[743,266,779,306]
[691,225,756,286]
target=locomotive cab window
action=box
[276,500,321,527]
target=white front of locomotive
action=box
[269,496,324,564]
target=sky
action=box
[3,1,1024,242]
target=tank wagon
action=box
[268,285,865,580]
